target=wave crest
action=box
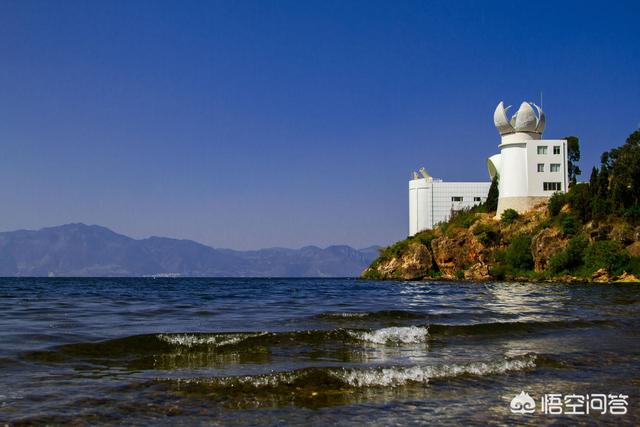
[348,326,429,345]
[168,354,537,390]
[157,333,266,348]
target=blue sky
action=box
[0,0,638,250]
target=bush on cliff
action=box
[504,233,534,271]
[473,223,500,246]
[584,240,630,275]
[559,213,581,237]
[549,234,588,274]
[624,204,640,226]
[500,209,520,225]
[548,192,568,217]
[449,209,479,229]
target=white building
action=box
[487,101,568,216]
[409,169,490,235]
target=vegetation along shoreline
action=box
[362,129,640,284]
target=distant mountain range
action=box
[0,223,380,277]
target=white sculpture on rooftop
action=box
[493,101,546,135]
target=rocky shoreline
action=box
[362,202,640,283]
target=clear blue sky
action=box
[0,1,638,250]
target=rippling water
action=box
[0,278,638,425]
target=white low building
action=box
[488,101,568,216]
[409,169,490,235]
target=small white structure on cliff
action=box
[409,169,490,235]
[488,101,568,216]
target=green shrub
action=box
[379,239,410,260]
[532,217,554,235]
[559,213,581,237]
[413,230,437,248]
[501,209,520,225]
[624,204,640,225]
[489,264,507,280]
[549,234,588,273]
[448,209,478,229]
[627,257,640,275]
[548,192,568,217]
[504,233,534,271]
[473,223,500,246]
[584,240,630,275]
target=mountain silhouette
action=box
[0,223,379,277]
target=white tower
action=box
[487,101,568,217]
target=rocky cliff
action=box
[362,202,640,283]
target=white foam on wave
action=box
[157,333,265,348]
[349,326,429,344]
[324,312,369,318]
[335,355,537,387]
[169,354,537,389]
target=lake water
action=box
[0,278,638,425]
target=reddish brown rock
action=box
[363,242,433,280]
[592,268,610,283]
[616,271,640,283]
[464,262,490,281]
[531,228,567,272]
[431,232,483,278]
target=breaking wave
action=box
[157,332,267,348]
[167,354,537,390]
[348,326,429,344]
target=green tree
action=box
[505,234,534,271]
[607,129,640,210]
[484,175,499,212]
[565,136,581,186]
[567,183,592,222]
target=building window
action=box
[553,146,561,154]
[537,146,548,155]
[550,163,560,172]
[543,182,562,191]
[537,163,545,172]
[452,196,463,202]
[474,197,481,202]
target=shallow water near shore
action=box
[0,278,638,425]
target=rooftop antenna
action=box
[540,91,543,109]
[419,167,430,180]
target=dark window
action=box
[474,197,481,202]
[553,146,561,154]
[543,182,562,191]
[452,196,463,202]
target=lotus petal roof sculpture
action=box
[493,101,545,135]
